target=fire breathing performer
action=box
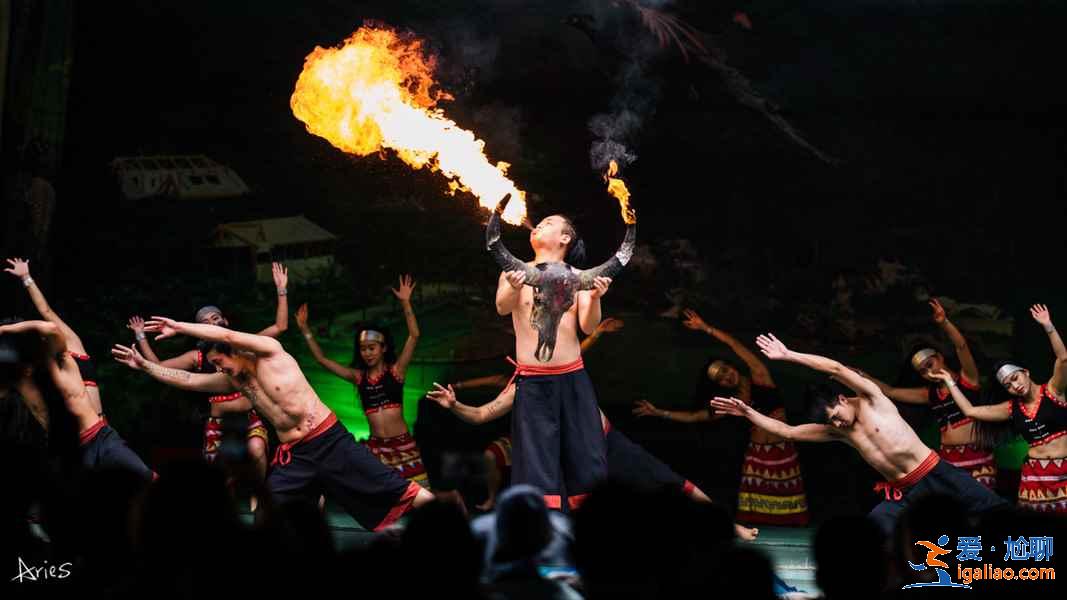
[294,274,429,488]
[710,334,1006,535]
[126,262,289,483]
[0,318,154,480]
[487,194,635,510]
[6,258,105,417]
[934,304,1067,513]
[112,317,433,531]
[632,309,810,526]
[860,299,996,489]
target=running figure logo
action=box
[903,535,972,589]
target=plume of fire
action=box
[290,25,527,225]
[604,160,637,224]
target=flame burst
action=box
[291,25,526,225]
[604,160,637,224]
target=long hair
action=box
[350,322,397,370]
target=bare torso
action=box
[840,393,933,481]
[230,351,331,443]
[510,266,587,366]
[53,353,104,432]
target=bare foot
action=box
[735,523,759,541]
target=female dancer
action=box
[864,299,996,489]
[632,309,809,526]
[295,274,428,487]
[936,304,1067,513]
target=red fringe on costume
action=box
[736,441,810,526]
[939,443,997,490]
[1018,457,1067,513]
[365,432,430,489]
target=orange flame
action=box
[290,25,526,225]
[604,160,637,224]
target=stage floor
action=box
[239,508,820,595]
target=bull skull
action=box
[486,195,636,361]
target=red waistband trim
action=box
[271,413,338,466]
[364,403,402,415]
[209,392,244,403]
[79,417,109,446]
[83,380,98,388]
[874,451,940,499]
[544,494,562,510]
[568,494,589,510]
[70,352,91,361]
[506,356,585,387]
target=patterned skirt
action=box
[365,432,430,489]
[203,410,269,463]
[737,441,810,526]
[938,443,997,490]
[1018,457,1067,513]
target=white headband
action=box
[996,363,1024,386]
[359,330,385,344]
[910,348,937,371]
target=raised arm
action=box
[756,333,882,399]
[5,258,87,355]
[256,263,290,338]
[145,317,281,357]
[577,277,611,336]
[425,382,515,424]
[581,317,624,353]
[930,369,1010,422]
[711,397,838,442]
[0,320,85,401]
[496,271,525,316]
[391,275,420,377]
[857,370,929,405]
[1031,304,1066,360]
[112,344,234,393]
[682,309,772,386]
[632,398,712,423]
[930,299,979,384]
[0,319,65,356]
[294,304,358,381]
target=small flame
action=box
[604,160,637,224]
[291,25,526,225]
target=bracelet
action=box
[277,288,288,296]
[303,332,313,339]
[135,332,146,341]
[21,276,34,288]
[1045,326,1056,334]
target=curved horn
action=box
[486,194,541,285]
[577,223,636,289]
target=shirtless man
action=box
[112,317,433,531]
[0,319,153,480]
[710,334,1006,535]
[129,261,289,481]
[495,214,612,511]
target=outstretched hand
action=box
[755,333,790,360]
[272,262,288,290]
[681,309,711,333]
[144,316,181,341]
[391,274,416,302]
[111,344,147,370]
[929,298,947,324]
[929,368,954,384]
[1031,304,1053,328]
[4,258,30,279]
[426,382,456,409]
[595,317,625,334]
[631,399,662,418]
[295,303,310,330]
[127,316,146,335]
[710,396,752,418]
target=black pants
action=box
[869,459,1008,536]
[605,427,686,492]
[512,368,607,511]
[80,424,154,482]
[267,420,414,530]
